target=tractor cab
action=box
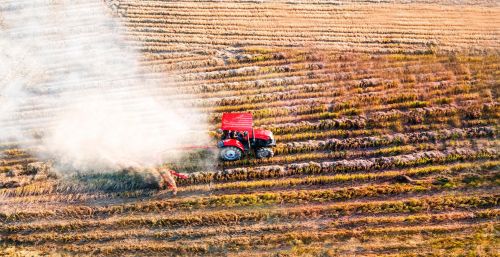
[217,112,276,161]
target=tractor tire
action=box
[256,147,274,159]
[220,146,242,161]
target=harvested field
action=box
[1,0,499,256]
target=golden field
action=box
[1,0,499,256]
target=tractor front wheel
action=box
[220,146,243,161]
[256,148,274,159]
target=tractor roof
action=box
[221,112,253,131]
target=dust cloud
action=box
[0,0,208,172]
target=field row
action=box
[1,158,494,205]
[3,212,497,250]
[2,165,497,223]
[185,147,497,185]
[6,222,496,255]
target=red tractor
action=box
[217,112,276,161]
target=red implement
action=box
[171,170,189,179]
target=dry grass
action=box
[1,0,499,256]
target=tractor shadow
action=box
[69,169,160,193]
[64,149,218,193]
[168,148,219,173]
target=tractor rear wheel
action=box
[220,146,242,161]
[256,147,274,159]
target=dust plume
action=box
[0,0,208,172]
